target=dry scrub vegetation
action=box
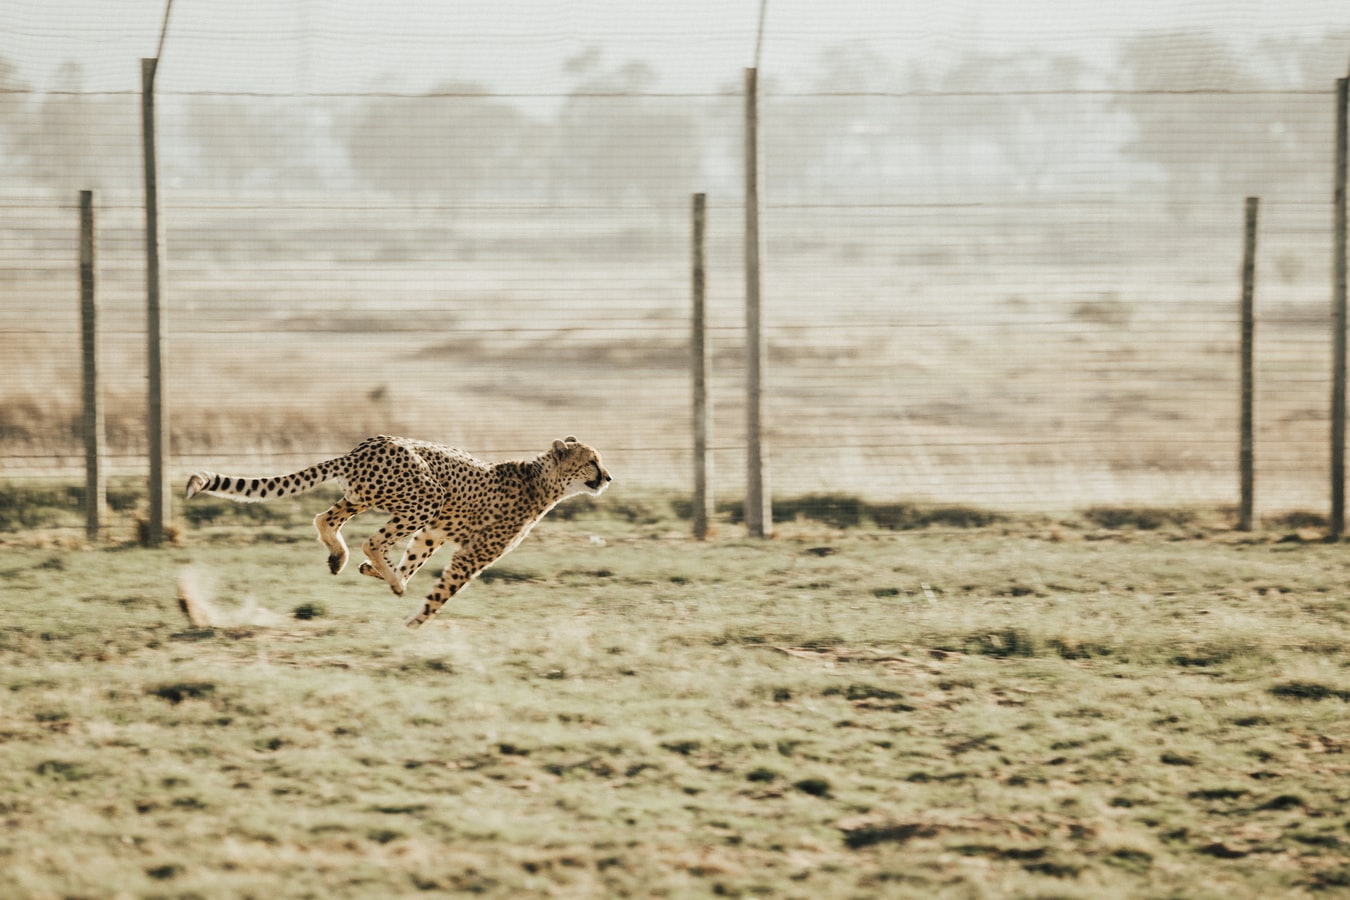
[1,493,1348,897]
[1,197,1339,509]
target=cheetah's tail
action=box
[184,458,343,503]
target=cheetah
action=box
[184,435,612,628]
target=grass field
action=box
[2,493,1349,898]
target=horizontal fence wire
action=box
[2,9,1350,517]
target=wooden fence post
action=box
[142,57,170,545]
[744,67,771,538]
[1332,77,1348,540]
[1238,197,1258,532]
[691,193,713,540]
[79,190,106,543]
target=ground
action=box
[1,495,1348,898]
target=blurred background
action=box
[3,1,1350,517]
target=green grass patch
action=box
[697,492,1009,531]
[1263,510,1328,531]
[292,601,327,620]
[0,478,141,531]
[1082,505,1200,530]
[1270,680,1350,702]
[147,681,217,704]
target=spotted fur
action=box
[185,435,612,628]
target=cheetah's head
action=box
[552,436,612,498]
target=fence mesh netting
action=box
[3,4,1350,519]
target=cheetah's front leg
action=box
[404,546,488,629]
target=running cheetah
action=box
[184,435,612,628]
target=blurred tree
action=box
[1114,31,1328,210]
[0,55,29,172]
[0,54,23,92]
[772,41,900,199]
[1256,28,1350,89]
[10,61,141,193]
[549,53,703,205]
[341,82,532,199]
[177,96,329,190]
[699,42,905,202]
[751,42,1106,200]
[935,50,1098,192]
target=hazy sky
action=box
[3,0,1349,97]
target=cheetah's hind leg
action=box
[314,497,368,575]
[360,528,449,588]
[361,510,435,597]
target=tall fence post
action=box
[79,190,106,543]
[1332,76,1348,541]
[743,67,771,538]
[142,57,170,545]
[691,192,713,540]
[1238,197,1259,532]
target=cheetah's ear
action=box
[563,435,577,443]
[553,436,577,452]
[552,439,569,452]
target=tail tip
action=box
[185,473,207,500]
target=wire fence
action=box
[3,11,1350,523]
